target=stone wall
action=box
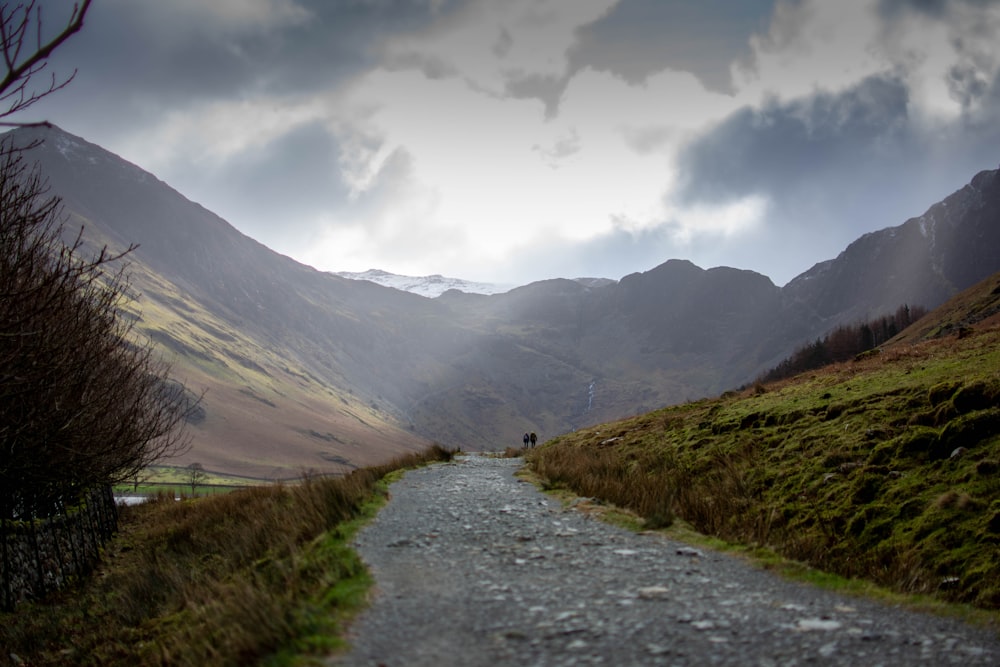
[0,486,118,610]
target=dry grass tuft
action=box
[0,445,456,666]
[526,327,1000,611]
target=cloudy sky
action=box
[20,0,1000,287]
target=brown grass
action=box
[526,326,1000,611]
[0,444,456,666]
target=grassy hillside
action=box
[116,255,432,479]
[527,287,1000,609]
[31,126,1000,471]
[891,272,1000,344]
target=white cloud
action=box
[116,97,323,175]
[734,0,886,103]
[185,0,1000,286]
[167,0,311,32]
[888,2,1000,121]
[734,0,1000,122]
[64,0,1000,285]
[665,195,769,245]
[311,56,753,278]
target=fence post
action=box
[1,517,11,612]
[27,512,46,601]
[107,485,119,532]
[48,512,68,589]
[64,499,83,581]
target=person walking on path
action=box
[522,433,530,448]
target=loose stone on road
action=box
[332,454,999,666]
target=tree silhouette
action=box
[758,305,928,384]
[186,463,208,496]
[0,0,196,522]
[0,0,92,126]
[0,140,197,520]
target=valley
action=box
[527,271,1000,609]
[9,125,1000,477]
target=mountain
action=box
[334,269,613,298]
[782,166,1000,331]
[9,125,1000,476]
[10,127,441,478]
[334,269,513,298]
[888,270,1000,345]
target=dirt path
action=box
[332,455,999,666]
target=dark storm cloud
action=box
[570,0,775,92]
[677,70,1000,279]
[67,3,262,101]
[877,0,999,18]
[264,0,471,95]
[504,73,565,118]
[879,0,949,15]
[501,0,776,115]
[21,0,1000,288]
[679,76,914,207]
[28,0,468,128]
[177,121,349,245]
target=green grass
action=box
[0,445,456,667]
[115,484,239,498]
[140,465,270,486]
[114,466,274,499]
[526,327,1000,611]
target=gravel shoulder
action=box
[332,454,1000,666]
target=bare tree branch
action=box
[0,0,92,123]
[0,136,198,520]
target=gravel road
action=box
[332,454,1000,666]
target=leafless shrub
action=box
[0,0,92,126]
[0,139,196,521]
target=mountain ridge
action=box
[334,269,514,298]
[9,124,999,475]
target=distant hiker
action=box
[523,433,530,448]
[529,432,537,448]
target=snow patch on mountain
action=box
[53,132,84,159]
[334,269,514,298]
[27,125,152,184]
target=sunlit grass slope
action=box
[121,260,431,479]
[528,311,1000,609]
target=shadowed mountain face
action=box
[9,126,999,474]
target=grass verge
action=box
[528,452,1000,632]
[525,327,1000,615]
[0,444,456,667]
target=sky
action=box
[17,0,1000,287]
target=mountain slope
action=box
[889,271,1000,345]
[11,127,436,478]
[527,276,1000,609]
[10,125,1000,474]
[783,166,1000,325]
